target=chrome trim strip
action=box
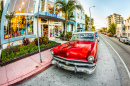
[53,56,96,67]
[51,59,96,74]
[54,55,92,63]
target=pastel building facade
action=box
[0,0,85,49]
[67,0,85,33]
[1,0,65,49]
[116,24,125,37]
[107,13,124,30]
[124,14,130,39]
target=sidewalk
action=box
[0,38,68,86]
[0,49,53,86]
[50,38,68,44]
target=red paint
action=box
[51,34,98,63]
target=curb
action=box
[8,61,52,86]
[0,43,61,66]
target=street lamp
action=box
[89,6,95,31]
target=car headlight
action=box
[50,50,54,55]
[88,55,95,63]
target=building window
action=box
[128,33,130,37]
[41,0,45,12]
[77,13,79,19]
[46,1,54,14]
[4,15,34,39]
[8,0,35,14]
[128,26,130,30]
[71,24,73,31]
[128,19,129,23]
[4,0,35,39]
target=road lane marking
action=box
[101,36,130,79]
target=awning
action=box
[34,12,65,22]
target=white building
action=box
[116,24,125,37]
[125,14,130,39]
[107,13,124,31]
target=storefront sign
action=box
[45,12,57,18]
[4,34,11,39]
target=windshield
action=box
[71,33,95,41]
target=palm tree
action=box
[56,0,81,35]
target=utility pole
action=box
[37,0,42,63]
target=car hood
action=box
[53,40,95,60]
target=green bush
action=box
[34,36,49,46]
[42,37,49,44]
[59,32,72,40]
[1,41,57,62]
[1,45,19,62]
[34,37,43,46]
[67,32,72,35]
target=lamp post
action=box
[37,0,42,63]
[89,6,95,31]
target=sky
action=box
[80,0,130,29]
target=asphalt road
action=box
[100,34,130,71]
[18,36,130,86]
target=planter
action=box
[0,43,61,66]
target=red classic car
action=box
[50,32,98,74]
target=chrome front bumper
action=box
[51,56,96,74]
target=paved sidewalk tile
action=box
[0,49,55,85]
[5,57,40,82]
[0,83,8,86]
[30,49,53,66]
[0,66,8,85]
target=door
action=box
[50,25,55,37]
[41,24,48,37]
[55,25,58,37]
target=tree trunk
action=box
[65,21,67,36]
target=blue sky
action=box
[80,0,130,29]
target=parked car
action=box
[51,32,98,74]
[107,33,113,37]
[94,31,99,42]
[119,36,129,44]
[113,35,117,38]
[129,39,130,45]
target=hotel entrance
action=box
[49,25,62,37]
[40,20,63,38]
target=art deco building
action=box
[107,13,124,30]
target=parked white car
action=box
[129,39,130,45]
[119,36,129,44]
